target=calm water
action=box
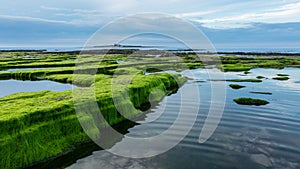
[67,67,300,169]
[0,80,74,98]
[0,68,62,72]
[2,47,300,53]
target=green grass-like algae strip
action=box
[0,72,186,169]
[272,76,290,81]
[250,91,272,95]
[256,76,265,79]
[228,79,262,82]
[277,74,289,76]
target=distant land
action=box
[1,47,300,56]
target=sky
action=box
[0,0,300,50]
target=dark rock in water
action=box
[250,91,272,95]
[272,76,289,81]
[277,74,289,77]
[195,80,206,83]
[229,84,246,89]
[229,79,262,82]
[234,98,269,106]
[210,79,262,83]
[256,76,265,79]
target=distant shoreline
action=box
[1,49,300,56]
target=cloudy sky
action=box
[1,0,300,50]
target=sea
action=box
[1,46,300,53]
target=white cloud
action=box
[2,1,300,29]
[174,1,257,19]
[0,14,67,24]
[41,5,103,15]
[195,2,300,29]
[40,5,120,26]
[40,5,68,11]
[175,10,219,18]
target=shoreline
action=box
[1,49,300,56]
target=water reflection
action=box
[67,68,300,169]
[0,80,74,97]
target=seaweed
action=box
[272,76,290,81]
[250,91,272,95]
[229,84,246,89]
[234,98,269,106]
[256,76,265,79]
[276,74,289,77]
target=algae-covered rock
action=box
[272,76,289,81]
[256,76,265,79]
[0,72,186,169]
[229,84,246,89]
[234,98,269,106]
[277,74,289,77]
[250,91,272,95]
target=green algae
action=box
[276,74,289,77]
[0,70,185,169]
[229,79,262,82]
[256,76,265,79]
[272,76,290,81]
[1,51,300,168]
[218,56,300,72]
[234,98,269,106]
[250,92,272,95]
[229,84,246,89]
[0,51,188,168]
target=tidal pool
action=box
[0,80,75,98]
[0,67,66,72]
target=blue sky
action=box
[1,0,300,49]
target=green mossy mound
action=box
[234,98,269,106]
[272,76,290,81]
[256,76,265,79]
[229,84,246,89]
[250,92,272,95]
[277,74,289,76]
[210,79,262,83]
[0,72,186,169]
[219,56,300,72]
[227,79,262,83]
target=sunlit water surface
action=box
[64,67,299,169]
